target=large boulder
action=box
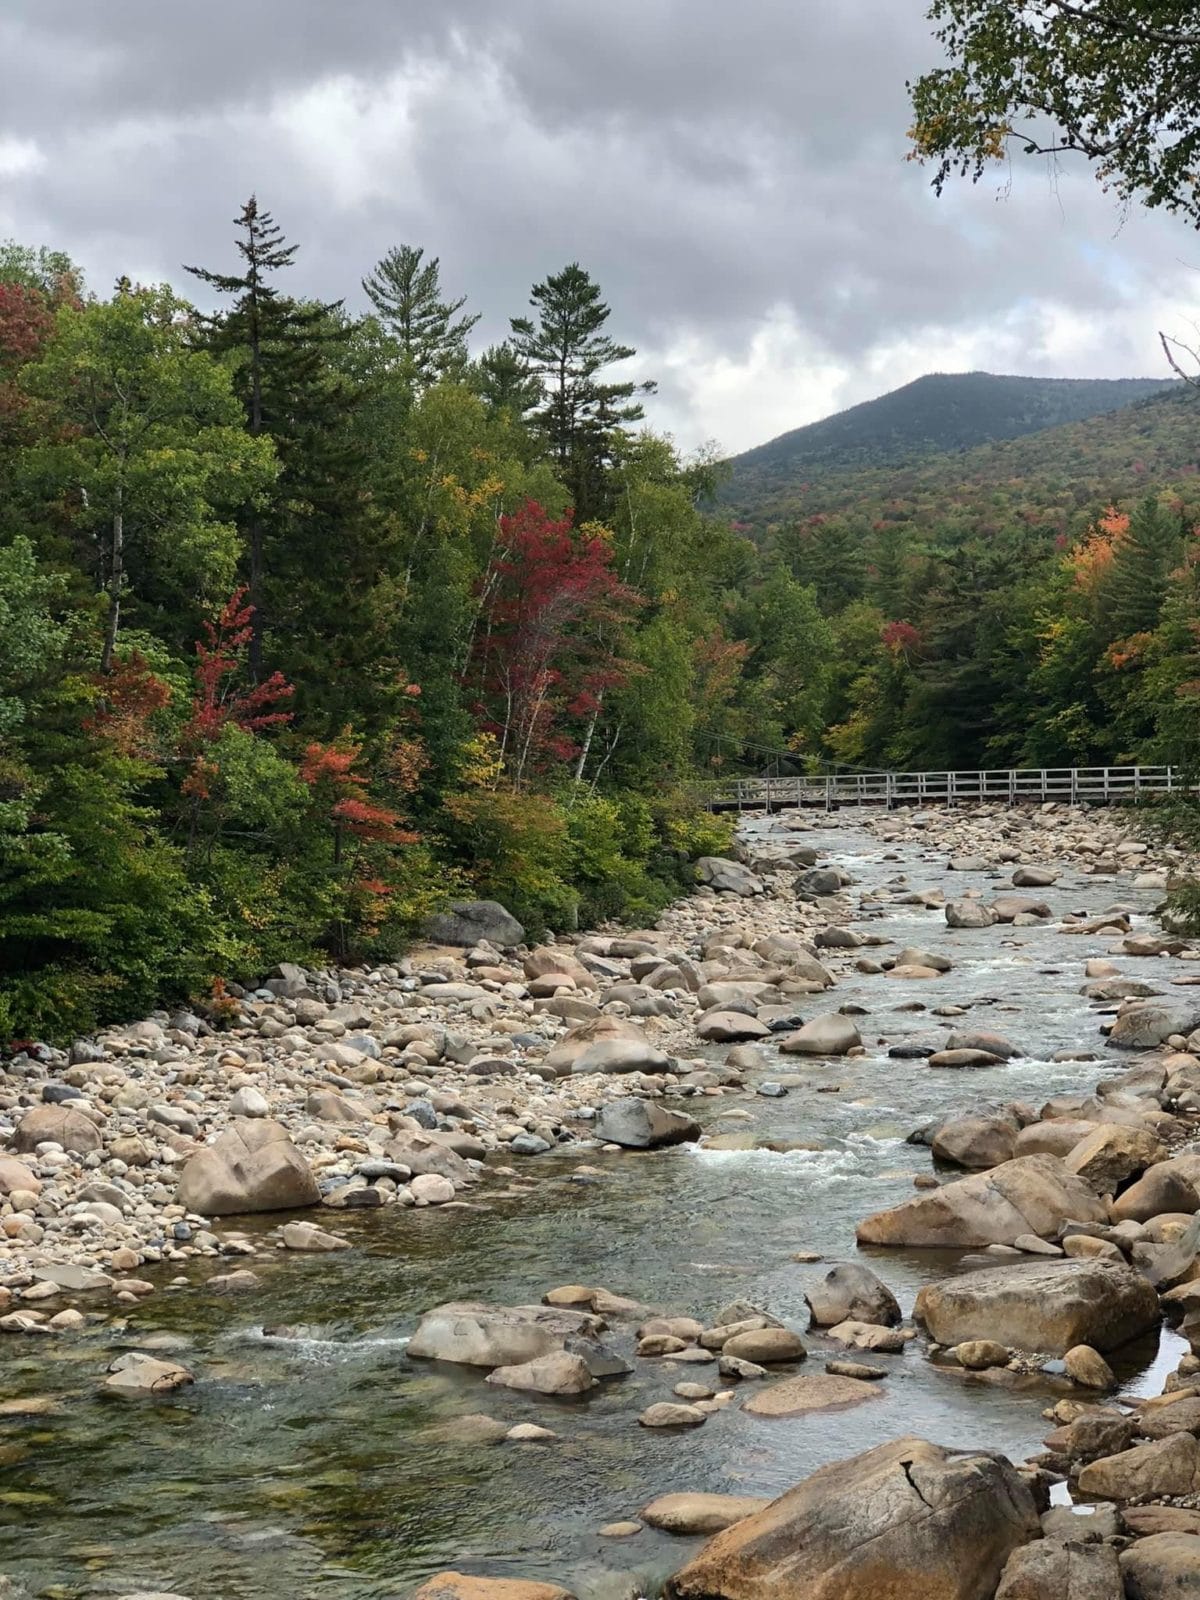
[991,894,1052,922]
[697,1011,772,1043]
[12,1104,102,1155]
[914,1259,1160,1355]
[1110,999,1200,1050]
[946,900,1000,929]
[1113,1162,1200,1223]
[666,1435,1040,1600]
[1064,1123,1164,1193]
[795,868,844,898]
[1119,1532,1200,1598]
[995,1539,1122,1600]
[1077,1433,1200,1500]
[542,1016,670,1077]
[696,858,764,897]
[176,1119,319,1216]
[594,1099,700,1150]
[931,1113,1018,1170]
[856,1155,1108,1248]
[0,1155,40,1195]
[424,900,525,948]
[405,1301,625,1377]
[779,1015,862,1057]
[805,1263,901,1328]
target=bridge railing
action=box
[703,765,1179,812]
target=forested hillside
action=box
[725,371,1177,520]
[4,208,1200,1044]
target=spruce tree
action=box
[1102,496,1186,641]
[362,244,479,386]
[185,197,349,676]
[510,263,654,519]
[475,340,542,420]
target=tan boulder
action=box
[0,1155,40,1195]
[12,1104,102,1155]
[914,1260,1158,1355]
[641,1493,770,1536]
[995,1539,1122,1600]
[666,1436,1039,1600]
[1064,1124,1165,1194]
[742,1373,882,1418]
[175,1119,319,1216]
[856,1155,1108,1248]
[1119,1532,1200,1599]
[1077,1432,1200,1500]
[414,1576,575,1600]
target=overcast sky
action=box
[2,1,1198,454]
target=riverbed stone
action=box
[1112,1163,1200,1223]
[1078,1432,1200,1499]
[805,1262,901,1328]
[696,857,764,896]
[176,1119,319,1215]
[639,1402,706,1428]
[103,1351,194,1395]
[779,1015,861,1056]
[915,1259,1159,1354]
[721,1327,806,1364]
[1119,1532,1200,1598]
[946,900,1000,929]
[407,1302,611,1369]
[666,1435,1040,1600]
[994,1538,1122,1600]
[932,1113,1018,1169]
[12,1104,101,1155]
[1064,1123,1164,1194]
[485,1352,595,1395]
[414,1575,575,1600]
[423,901,526,947]
[1110,998,1200,1050]
[593,1099,700,1149]
[742,1372,882,1417]
[642,1493,770,1536]
[857,1154,1109,1248]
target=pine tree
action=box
[1101,496,1187,641]
[362,244,479,386]
[510,264,654,519]
[475,340,542,420]
[185,197,348,676]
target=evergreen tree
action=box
[362,244,479,386]
[1100,496,1186,641]
[185,197,348,676]
[510,263,654,519]
[475,340,542,421]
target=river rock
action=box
[946,900,1000,929]
[414,1576,575,1600]
[1110,999,1200,1050]
[1112,1163,1200,1223]
[543,1016,671,1076]
[642,1493,770,1536]
[424,901,526,947]
[696,858,764,896]
[1014,1120,1099,1160]
[280,1220,351,1251]
[697,1011,772,1043]
[721,1328,806,1364]
[928,1048,1006,1069]
[991,894,1052,922]
[805,1263,900,1328]
[1119,1532,1200,1598]
[1078,1432,1200,1499]
[915,1259,1158,1354]
[932,1113,1018,1169]
[742,1373,881,1417]
[1012,866,1058,888]
[779,1015,862,1056]
[795,868,843,898]
[485,1352,595,1395]
[640,1402,706,1427]
[408,1302,605,1366]
[1063,1123,1164,1194]
[594,1099,700,1149]
[176,1119,320,1215]
[0,1156,40,1196]
[666,1435,1040,1600]
[103,1351,194,1395]
[12,1104,101,1155]
[995,1538,1122,1600]
[856,1155,1108,1248]
[945,1029,1021,1060]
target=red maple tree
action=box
[468,500,639,785]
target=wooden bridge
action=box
[705,765,1181,813]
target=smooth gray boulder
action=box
[696,857,764,896]
[795,867,844,898]
[406,1301,625,1376]
[424,900,525,948]
[666,1435,1040,1600]
[594,1099,700,1149]
[946,900,1000,929]
[779,1014,861,1056]
[1110,998,1200,1050]
[805,1263,901,1328]
[995,1539,1122,1600]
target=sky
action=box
[3,0,1199,456]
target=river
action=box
[0,814,1184,1599]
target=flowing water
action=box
[0,815,1186,1599]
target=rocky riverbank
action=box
[4,799,1200,1597]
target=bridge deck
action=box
[706,765,1179,812]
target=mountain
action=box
[726,371,1178,525]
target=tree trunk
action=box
[100,483,124,673]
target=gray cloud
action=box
[1,1,1195,451]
